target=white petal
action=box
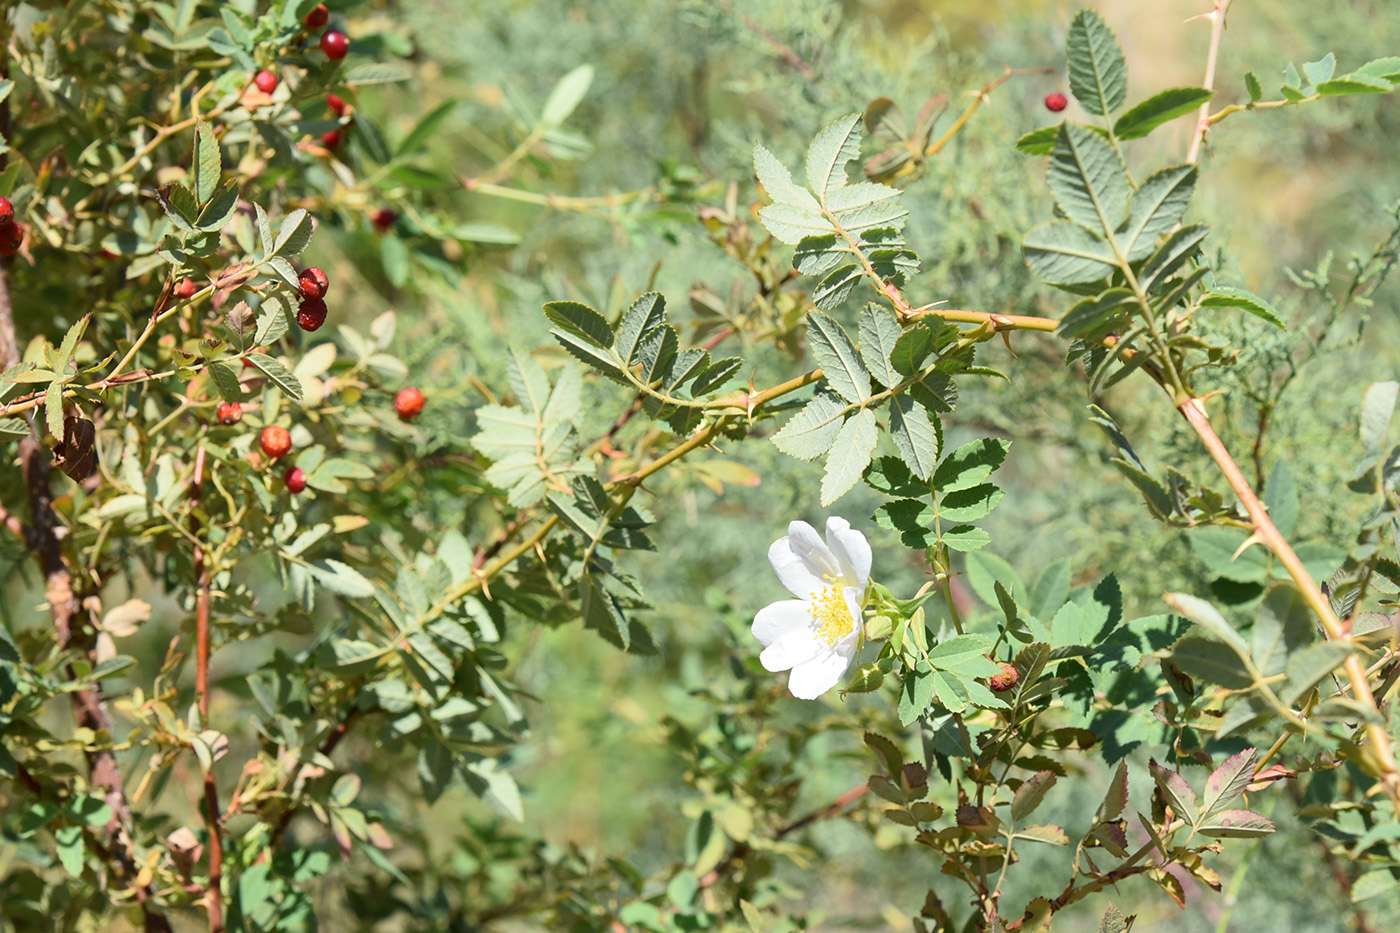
[787,520,841,582]
[761,628,822,672]
[769,536,824,599]
[825,516,872,588]
[752,599,811,647]
[787,645,856,700]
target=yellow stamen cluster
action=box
[809,584,854,646]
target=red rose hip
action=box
[303,3,329,29]
[216,402,243,425]
[320,30,349,61]
[371,208,397,232]
[0,224,23,256]
[254,70,279,94]
[0,196,13,227]
[989,662,1020,692]
[175,278,198,300]
[297,296,328,332]
[284,466,308,494]
[321,129,342,151]
[326,93,347,116]
[299,266,329,298]
[1044,92,1068,112]
[260,425,292,459]
[394,387,425,421]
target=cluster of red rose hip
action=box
[205,260,426,492]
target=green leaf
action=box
[1196,809,1276,839]
[1011,770,1058,821]
[615,292,666,366]
[1113,87,1212,140]
[1022,221,1117,286]
[888,395,940,481]
[273,208,314,258]
[543,300,613,349]
[1148,759,1199,822]
[551,328,626,383]
[255,295,292,347]
[541,65,594,125]
[931,669,972,712]
[196,180,239,231]
[932,438,1010,492]
[1047,124,1130,233]
[44,383,63,440]
[1352,870,1400,903]
[1168,637,1254,689]
[806,113,862,200]
[1112,459,1174,520]
[344,63,413,86]
[864,456,927,498]
[191,121,221,204]
[899,663,935,725]
[1067,9,1128,116]
[1280,641,1355,706]
[754,143,820,212]
[307,559,374,597]
[772,392,845,461]
[1360,381,1399,451]
[942,525,991,552]
[821,409,877,506]
[938,483,1003,522]
[1251,583,1312,677]
[1031,560,1071,621]
[1118,165,1196,262]
[247,353,304,401]
[858,304,902,388]
[55,824,85,877]
[1015,125,1060,156]
[1139,223,1209,290]
[1058,288,1135,338]
[1100,904,1129,933]
[1301,53,1336,88]
[1316,75,1392,95]
[1200,287,1285,328]
[1356,57,1400,82]
[691,357,743,395]
[807,312,870,403]
[1163,591,1251,658]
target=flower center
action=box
[809,584,854,646]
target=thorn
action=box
[999,330,1020,359]
[1231,533,1266,562]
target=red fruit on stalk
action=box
[0,224,23,256]
[326,92,347,116]
[0,196,13,226]
[303,4,329,29]
[371,208,397,232]
[299,266,329,298]
[1044,92,1068,112]
[394,387,425,421]
[216,402,242,425]
[260,425,292,459]
[320,30,349,61]
[175,278,198,300]
[254,70,279,94]
[321,129,342,150]
[297,296,328,332]
[284,466,307,493]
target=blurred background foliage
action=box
[5,0,1400,929]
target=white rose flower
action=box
[752,517,871,699]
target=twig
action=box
[1187,1,1232,164]
[925,67,1057,159]
[1179,397,1400,813]
[189,446,224,933]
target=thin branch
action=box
[1187,1,1232,164]
[1179,397,1400,813]
[189,446,224,933]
